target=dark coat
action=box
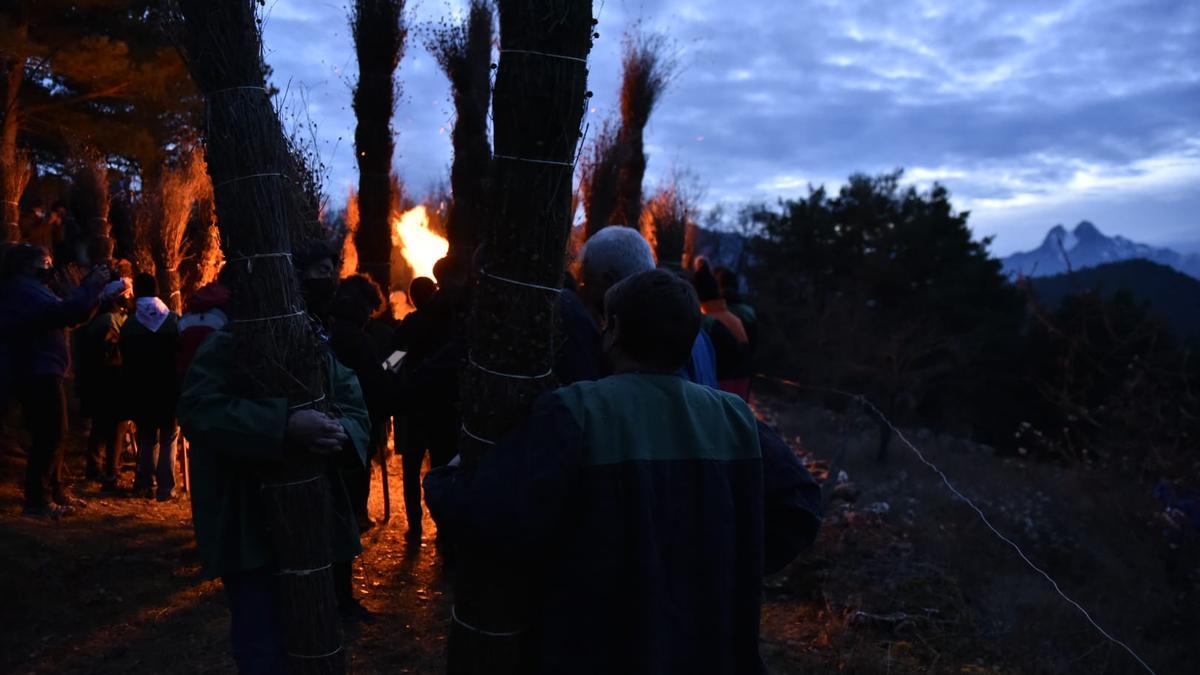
[119,305,181,426]
[0,275,103,403]
[328,313,394,435]
[554,288,719,388]
[74,309,127,419]
[425,373,822,674]
[178,331,371,578]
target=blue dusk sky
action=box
[261,0,1200,255]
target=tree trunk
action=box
[450,1,592,672]
[0,14,27,243]
[174,2,343,672]
[352,0,405,295]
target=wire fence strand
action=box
[770,378,1159,675]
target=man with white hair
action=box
[556,225,719,385]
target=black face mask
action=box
[33,267,55,284]
[301,277,336,320]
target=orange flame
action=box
[392,205,448,280]
[390,205,449,320]
[339,189,360,279]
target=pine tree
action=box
[0,0,198,240]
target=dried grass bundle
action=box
[70,149,113,263]
[132,180,159,276]
[452,0,593,669]
[612,29,677,230]
[172,1,341,671]
[194,220,223,288]
[156,150,209,311]
[641,170,700,270]
[351,0,407,294]
[186,163,222,292]
[425,0,494,261]
[579,118,620,238]
[1,148,31,241]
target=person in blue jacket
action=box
[0,243,107,517]
[426,269,821,674]
[557,225,719,387]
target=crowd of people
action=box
[1,224,819,674]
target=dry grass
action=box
[754,382,1197,675]
[424,0,494,259]
[2,148,32,237]
[640,169,700,269]
[579,118,620,238]
[69,149,112,262]
[612,28,678,230]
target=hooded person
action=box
[120,272,182,501]
[0,243,108,516]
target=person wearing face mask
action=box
[295,239,339,327]
[178,238,372,668]
[0,244,109,517]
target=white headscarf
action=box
[135,296,170,333]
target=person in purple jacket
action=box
[0,244,107,517]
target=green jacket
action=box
[178,331,371,578]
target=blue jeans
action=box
[223,570,285,674]
[134,422,177,499]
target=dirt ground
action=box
[0,385,1195,674]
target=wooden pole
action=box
[450,1,592,672]
[173,2,343,672]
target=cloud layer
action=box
[262,0,1200,254]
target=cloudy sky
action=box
[262,0,1200,255]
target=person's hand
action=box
[287,409,349,455]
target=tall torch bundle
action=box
[172,2,344,672]
[450,0,593,672]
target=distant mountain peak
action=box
[1003,221,1200,281]
[1073,220,1102,239]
